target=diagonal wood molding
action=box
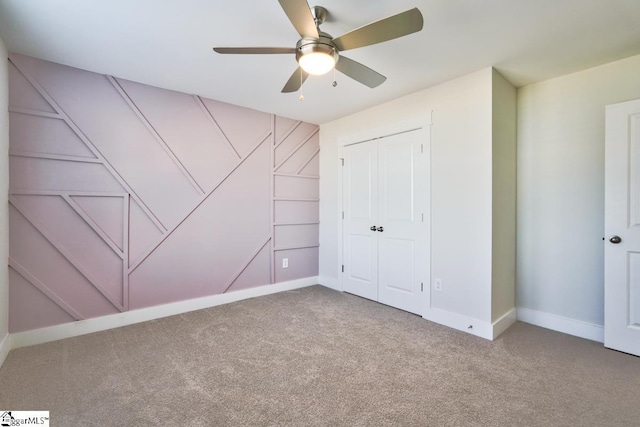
[6,53,321,332]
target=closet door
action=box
[377,132,427,314]
[343,142,378,301]
[342,129,428,315]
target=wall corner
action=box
[491,68,517,323]
[0,37,11,366]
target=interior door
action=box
[377,132,427,314]
[604,98,640,356]
[342,129,428,315]
[343,141,378,301]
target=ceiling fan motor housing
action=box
[295,33,339,64]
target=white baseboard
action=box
[517,307,604,343]
[492,308,517,339]
[10,277,319,350]
[0,333,10,368]
[423,307,494,340]
[318,275,341,291]
[5,280,604,360]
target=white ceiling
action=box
[1,0,640,124]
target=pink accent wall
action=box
[7,54,320,333]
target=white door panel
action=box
[348,234,375,281]
[377,132,426,314]
[629,253,640,328]
[380,237,414,293]
[605,98,640,356]
[343,142,378,301]
[382,142,414,222]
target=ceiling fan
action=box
[213,0,424,93]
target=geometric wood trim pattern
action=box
[64,193,131,310]
[9,196,126,312]
[8,150,104,164]
[107,75,205,197]
[9,57,167,233]
[7,53,320,332]
[192,95,242,161]
[274,127,319,171]
[63,194,127,258]
[272,117,321,283]
[127,133,271,275]
[296,147,320,175]
[8,257,85,321]
[274,172,320,179]
[273,244,320,251]
[223,237,271,294]
[273,197,321,202]
[275,120,302,149]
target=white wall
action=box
[518,53,640,326]
[320,68,495,322]
[0,37,10,362]
[491,69,517,322]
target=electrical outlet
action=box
[282,258,289,269]
[434,278,443,292]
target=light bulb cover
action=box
[299,52,335,75]
[296,36,339,76]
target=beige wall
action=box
[517,53,640,326]
[320,68,495,323]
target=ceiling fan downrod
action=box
[311,6,327,28]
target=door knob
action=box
[370,226,377,231]
[609,235,622,244]
[377,226,384,232]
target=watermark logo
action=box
[0,411,49,426]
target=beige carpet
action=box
[0,285,638,426]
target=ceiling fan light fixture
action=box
[214,3,424,93]
[299,51,335,75]
[296,36,338,76]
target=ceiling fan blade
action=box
[332,8,423,51]
[282,67,309,93]
[213,47,296,54]
[335,56,386,88]
[278,0,319,39]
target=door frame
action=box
[338,114,432,316]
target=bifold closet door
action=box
[343,130,427,315]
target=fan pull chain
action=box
[332,49,338,87]
[299,67,304,101]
